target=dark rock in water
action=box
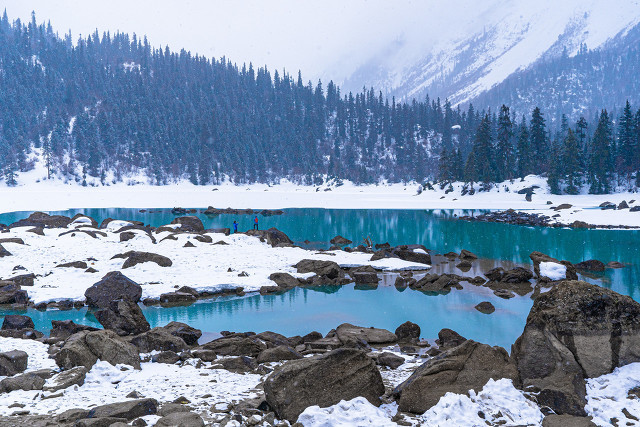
[112,251,173,269]
[50,320,99,340]
[606,261,625,269]
[456,260,472,272]
[54,330,141,370]
[542,414,597,427]
[395,321,421,342]
[264,348,384,422]
[268,272,301,290]
[414,273,461,294]
[352,271,380,285]
[394,275,415,289]
[0,244,11,257]
[377,352,405,369]
[131,328,189,353]
[95,300,150,336]
[494,289,516,299]
[44,366,88,392]
[1,314,34,330]
[336,323,397,347]
[460,209,552,227]
[530,251,578,281]
[87,398,158,420]
[0,372,45,393]
[330,235,352,245]
[459,249,478,260]
[160,292,197,306]
[575,260,606,272]
[9,212,72,229]
[393,246,431,265]
[170,216,204,233]
[484,267,505,282]
[257,345,303,363]
[443,251,458,259]
[501,267,534,284]
[120,231,136,242]
[394,340,518,414]
[436,329,467,349]
[245,227,293,247]
[84,271,142,309]
[475,301,495,314]
[512,280,640,416]
[56,261,88,269]
[0,350,28,376]
[163,322,202,346]
[295,259,343,280]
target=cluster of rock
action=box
[202,206,284,216]
[460,209,554,227]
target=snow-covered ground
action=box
[0,219,428,305]
[1,169,640,228]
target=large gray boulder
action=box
[0,372,45,392]
[395,321,421,342]
[44,366,88,391]
[335,323,397,346]
[155,412,205,427]
[0,350,28,376]
[50,320,99,340]
[54,330,141,370]
[257,345,303,363]
[86,398,158,420]
[130,328,189,353]
[111,251,173,269]
[9,212,72,229]
[268,272,302,290]
[294,259,343,280]
[1,314,34,330]
[163,321,202,346]
[512,280,640,416]
[84,271,142,309]
[199,335,267,357]
[95,299,150,336]
[170,216,205,233]
[395,340,517,414]
[264,348,385,422]
[245,227,293,247]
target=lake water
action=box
[0,207,638,349]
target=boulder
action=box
[9,212,71,229]
[163,322,202,346]
[56,261,88,269]
[95,299,151,336]
[170,216,205,233]
[395,340,518,413]
[199,335,267,357]
[87,398,158,420]
[395,321,421,342]
[436,329,467,349]
[119,231,136,242]
[618,200,629,210]
[0,281,28,305]
[257,345,303,363]
[0,237,25,245]
[245,227,293,247]
[460,249,478,260]
[392,246,431,265]
[0,350,28,376]
[456,260,473,271]
[554,204,573,211]
[295,259,343,280]
[50,320,99,340]
[1,314,34,330]
[155,412,205,427]
[542,415,597,427]
[152,351,181,364]
[512,280,640,416]
[377,352,405,369]
[268,272,302,290]
[43,366,88,391]
[336,323,397,347]
[131,328,189,353]
[606,261,625,269]
[501,267,534,283]
[255,331,292,347]
[0,372,45,392]
[54,330,141,370]
[530,251,578,281]
[216,356,258,373]
[7,273,35,287]
[330,235,352,245]
[84,271,142,309]
[159,292,197,306]
[574,260,606,272]
[475,301,495,314]
[264,348,385,422]
[352,271,380,285]
[112,251,173,269]
[0,244,11,257]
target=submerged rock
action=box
[475,301,495,314]
[574,260,606,272]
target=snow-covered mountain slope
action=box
[337,0,640,105]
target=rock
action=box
[112,251,173,269]
[0,372,45,392]
[436,329,467,349]
[460,249,478,260]
[352,271,380,285]
[530,251,578,281]
[257,345,303,363]
[336,323,397,346]
[0,280,28,305]
[392,246,431,265]
[575,260,606,272]
[56,261,88,269]
[120,231,136,242]
[50,320,99,340]
[377,352,405,369]
[330,235,352,245]
[163,322,202,346]
[599,201,616,210]
[43,366,88,391]
[87,399,159,420]
[0,244,11,257]
[494,289,515,299]
[199,335,267,357]
[9,212,71,229]
[501,267,534,283]
[618,201,629,210]
[159,292,197,306]
[571,220,591,228]
[76,417,129,426]
[542,414,597,426]
[554,204,573,211]
[95,299,151,336]
[85,267,98,273]
[170,216,205,233]
[475,301,495,314]
[152,351,181,364]
[0,237,25,245]
[268,272,301,290]
[216,356,258,373]
[395,340,518,413]
[631,206,640,212]
[0,350,28,376]
[295,259,343,280]
[27,227,44,235]
[85,271,142,309]
[54,330,141,370]
[131,328,189,353]
[183,241,196,248]
[7,273,35,287]
[245,227,294,247]
[1,314,34,330]
[56,408,91,424]
[157,403,192,416]
[456,260,473,271]
[264,348,384,422]
[155,412,205,427]
[395,321,421,342]
[414,274,461,294]
[606,261,625,269]
[512,280,640,416]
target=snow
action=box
[0,224,428,305]
[0,337,58,376]
[297,396,397,427]
[586,363,640,426]
[419,378,544,426]
[539,262,567,281]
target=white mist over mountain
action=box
[3,0,640,103]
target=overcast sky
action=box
[1,0,486,83]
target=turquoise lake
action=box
[0,208,638,349]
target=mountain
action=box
[337,0,640,110]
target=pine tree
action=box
[618,100,635,176]
[470,115,494,182]
[529,107,549,173]
[589,110,614,194]
[438,147,450,181]
[495,105,514,181]
[547,140,562,195]
[516,116,531,177]
[562,129,581,194]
